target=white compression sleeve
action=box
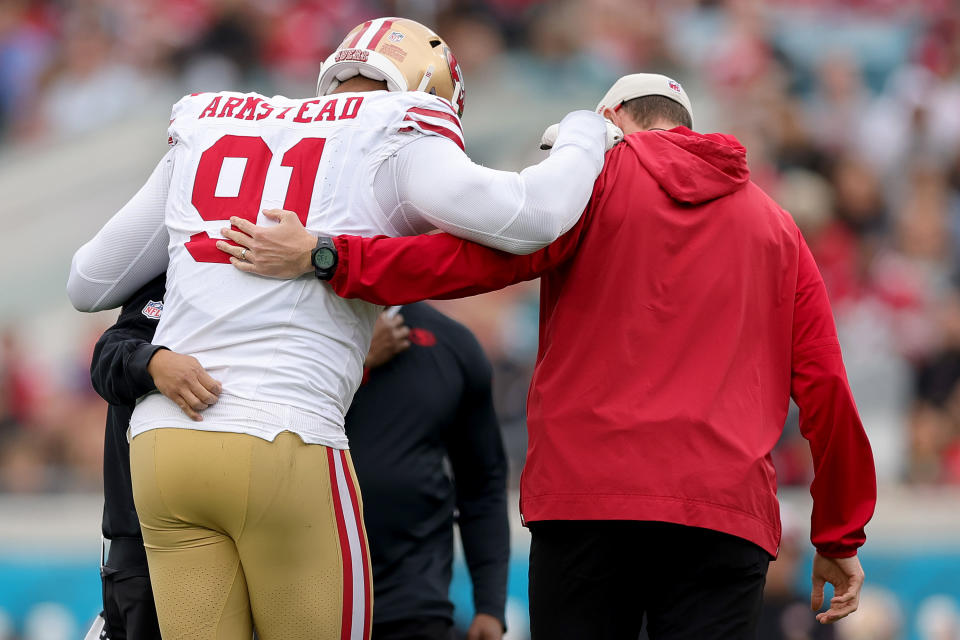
[382,110,607,255]
[67,149,174,312]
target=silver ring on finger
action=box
[240,248,248,261]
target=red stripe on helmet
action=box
[346,21,372,48]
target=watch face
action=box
[314,247,335,269]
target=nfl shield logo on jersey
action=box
[141,300,163,320]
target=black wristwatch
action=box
[311,236,338,281]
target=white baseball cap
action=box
[596,73,694,128]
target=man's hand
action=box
[147,350,222,421]
[811,552,865,624]
[466,613,504,640]
[216,209,316,279]
[364,311,411,369]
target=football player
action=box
[67,17,617,640]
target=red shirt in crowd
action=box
[330,127,877,558]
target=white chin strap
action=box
[415,64,435,92]
[317,49,409,96]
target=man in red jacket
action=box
[222,74,876,639]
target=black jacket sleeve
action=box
[90,274,168,406]
[445,333,510,629]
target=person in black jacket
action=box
[349,303,509,640]
[86,280,508,640]
[86,274,221,640]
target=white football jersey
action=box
[130,90,466,447]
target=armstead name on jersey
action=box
[196,94,366,125]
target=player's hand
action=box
[810,552,864,624]
[217,209,316,279]
[147,349,221,421]
[540,118,623,151]
[466,613,504,640]
[364,311,410,369]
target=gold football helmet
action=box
[316,17,465,117]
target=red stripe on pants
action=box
[327,447,353,640]
[341,450,372,640]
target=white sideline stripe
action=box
[333,450,365,640]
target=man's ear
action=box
[602,107,621,127]
[603,106,642,135]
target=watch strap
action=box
[311,236,338,281]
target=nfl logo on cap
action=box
[668,80,682,93]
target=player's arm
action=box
[391,110,608,255]
[790,231,876,623]
[445,333,509,638]
[67,149,175,312]
[324,165,608,304]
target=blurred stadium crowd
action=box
[1,0,960,499]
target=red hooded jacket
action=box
[331,128,877,558]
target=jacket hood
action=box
[626,127,750,205]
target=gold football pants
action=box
[130,428,372,640]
